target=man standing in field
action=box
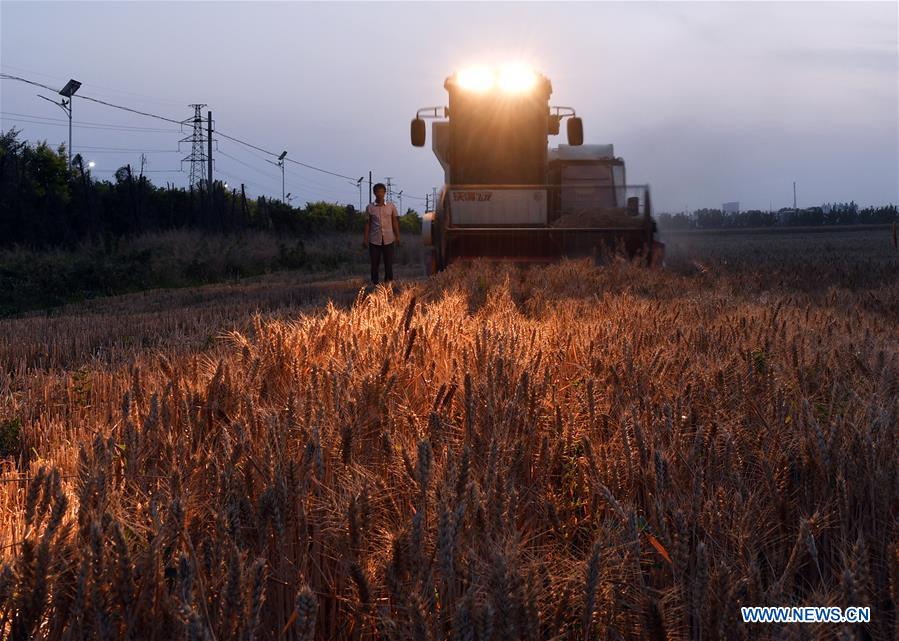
[363,182,401,285]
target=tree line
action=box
[656,203,897,230]
[0,129,421,249]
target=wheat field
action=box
[1,230,897,640]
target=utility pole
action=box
[207,110,213,191]
[356,176,364,212]
[793,181,797,210]
[68,100,73,167]
[398,190,403,215]
[369,171,372,204]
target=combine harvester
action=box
[410,66,664,273]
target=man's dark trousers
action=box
[369,242,395,284]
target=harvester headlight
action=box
[456,67,495,92]
[498,65,537,93]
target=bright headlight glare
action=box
[456,67,495,92]
[498,65,537,92]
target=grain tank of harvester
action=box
[410,67,664,272]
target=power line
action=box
[216,129,358,181]
[0,73,57,92]
[217,144,356,201]
[384,180,427,202]
[217,149,279,181]
[285,182,356,203]
[4,81,347,200]
[4,71,411,204]
[1,73,184,125]
[2,111,179,130]
[215,168,280,197]
[92,168,183,173]
[280,169,358,201]
[0,64,69,86]
[2,111,70,122]
[77,145,178,151]
[226,140,279,165]
[214,131,278,158]
[219,148,322,200]
[1,114,179,134]
[1,63,186,107]
[284,156,357,182]
[229,141,356,193]
[6,72,365,189]
[76,149,180,154]
[217,142,370,202]
[282,162,360,193]
[78,94,183,125]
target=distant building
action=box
[722,201,740,214]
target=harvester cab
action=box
[411,66,664,273]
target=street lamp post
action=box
[278,151,287,201]
[265,150,288,201]
[37,78,81,167]
[356,176,364,212]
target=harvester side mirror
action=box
[547,115,561,135]
[411,118,426,147]
[627,196,640,216]
[567,117,583,146]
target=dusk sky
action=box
[2,1,897,212]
